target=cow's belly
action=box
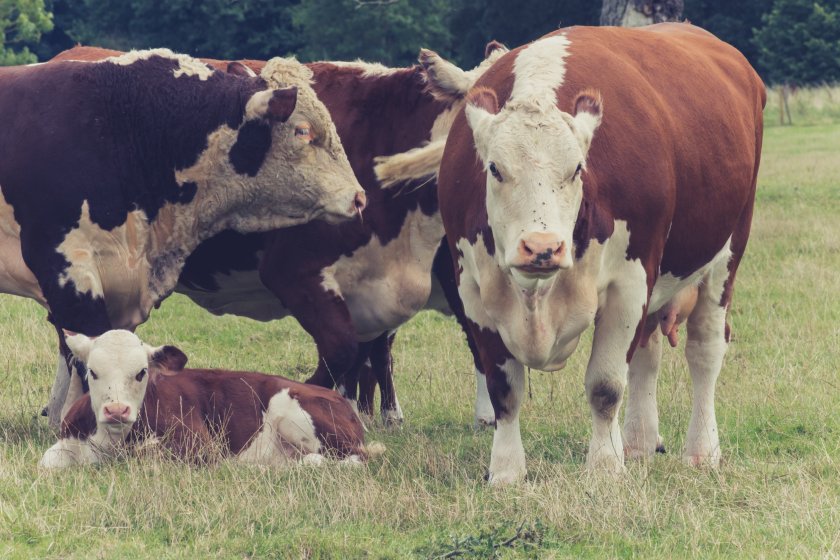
[329,210,444,342]
[456,233,602,371]
[176,269,289,322]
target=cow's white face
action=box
[465,87,602,289]
[63,330,161,432]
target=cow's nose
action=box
[352,191,367,217]
[103,403,131,423]
[517,233,567,269]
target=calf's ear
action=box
[63,330,94,362]
[145,344,189,373]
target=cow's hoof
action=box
[682,450,721,468]
[487,467,526,485]
[624,434,666,459]
[474,415,495,429]
[586,451,626,474]
[381,409,404,428]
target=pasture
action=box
[1,118,838,558]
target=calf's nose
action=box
[103,403,131,423]
[352,191,367,217]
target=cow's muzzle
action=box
[102,402,132,424]
[511,233,571,276]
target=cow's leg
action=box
[46,353,71,428]
[474,367,494,428]
[623,325,665,458]
[357,358,376,416]
[683,259,732,467]
[585,277,648,472]
[486,356,526,484]
[367,332,403,425]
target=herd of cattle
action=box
[0,22,765,483]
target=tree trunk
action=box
[600,0,684,27]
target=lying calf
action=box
[40,330,373,468]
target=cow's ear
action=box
[465,87,499,160]
[244,87,298,123]
[570,89,603,155]
[63,330,94,362]
[419,48,471,103]
[227,61,257,78]
[145,344,188,373]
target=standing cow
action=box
[0,49,365,423]
[436,24,765,483]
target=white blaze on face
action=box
[63,330,156,430]
[464,34,602,289]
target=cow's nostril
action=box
[520,240,534,256]
[353,191,367,211]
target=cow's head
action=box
[63,330,187,433]
[248,58,366,225]
[465,86,602,288]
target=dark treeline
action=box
[16,0,840,84]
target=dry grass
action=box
[0,119,838,558]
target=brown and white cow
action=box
[39,330,373,468]
[436,23,765,483]
[46,44,505,426]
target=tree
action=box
[683,0,774,76]
[1,0,53,65]
[753,0,840,85]
[291,0,453,67]
[449,0,599,68]
[51,0,302,60]
[600,0,683,26]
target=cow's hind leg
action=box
[683,249,733,467]
[623,327,665,459]
[367,332,403,425]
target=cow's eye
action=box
[574,163,583,180]
[88,369,98,380]
[135,368,147,382]
[294,126,311,141]
[488,162,503,182]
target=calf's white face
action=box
[465,87,602,289]
[64,330,160,430]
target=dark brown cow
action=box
[40,330,372,468]
[48,45,505,426]
[436,24,765,483]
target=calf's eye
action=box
[88,369,98,380]
[135,368,147,382]
[294,127,312,141]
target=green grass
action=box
[1,119,839,558]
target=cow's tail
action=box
[373,140,445,190]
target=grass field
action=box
[1,120,839,558]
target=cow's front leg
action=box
[486,356,526,484]
[39,437,100,468]
[585,281,648,472]
[259,260,359,390]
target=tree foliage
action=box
[55,0,301,60]
[753,0,840,84]
[0,0,53,65]
[449,0,599,67]
[291,0,453,67]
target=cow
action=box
[39,330,375,468]
[5,48,365,425]
[46,44,506,426]
[435,23,765,483]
